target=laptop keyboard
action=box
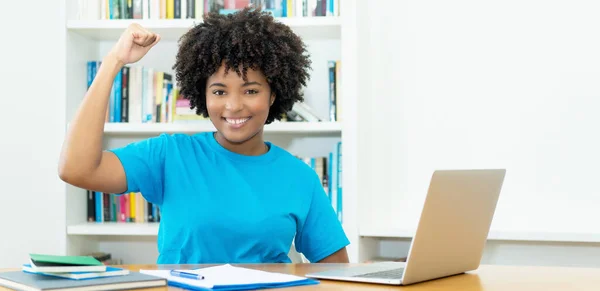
[352,268,405,279]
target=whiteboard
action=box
[358,0,600,237]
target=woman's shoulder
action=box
[271,146,322,178]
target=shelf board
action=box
[360,228,600,243]
[67,222,158,236]
[103,121,341,135]
[66,17,341,41]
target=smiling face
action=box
[206,64,275,147]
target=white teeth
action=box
[226,117,250,125]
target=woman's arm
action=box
[58,55,127,194]
[317,247,349,263]
[58,24,160,194]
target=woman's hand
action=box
[108,23,161,66]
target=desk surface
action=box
[2,263,600,290]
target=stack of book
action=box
[295,142,342,223]
[22,254,127,279]
[86,191,161,223]
[0,254,166,290]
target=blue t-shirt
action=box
[109,131,349,264]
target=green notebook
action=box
[29,254,106,273]
[29,254,103,266]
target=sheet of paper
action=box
[140,264,310,289]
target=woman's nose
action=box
[225,95,243,111]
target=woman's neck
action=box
[214,131,268,156]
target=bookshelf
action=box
[67,222,159,236]
[63,0,361,265]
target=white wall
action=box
[357,0,600,266]
[0,1,67,267]
[359,0,600,238]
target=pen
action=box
[170,270,205,280]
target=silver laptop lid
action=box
[401,169,506,285]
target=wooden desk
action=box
[2,263,600,290]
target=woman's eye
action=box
[213,90,226,96]
[246,89,259,95]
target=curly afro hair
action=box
[173,7,312,124]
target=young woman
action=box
[58,7,349,264]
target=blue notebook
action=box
[22,264,129,280]
[140,264,319,290]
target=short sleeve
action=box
[108,134,168,205]
[294,175,350,262]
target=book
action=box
[28,254,106,273]
[140,264,319,290]
[0,271,166,291]
[22,264,129,280]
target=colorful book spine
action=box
[87,191,160,223]
[336,141,342,223]
[76,0,340,20]
[328,60,337,122]
[113,69,122,122]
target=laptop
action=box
[306,169,506,285]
